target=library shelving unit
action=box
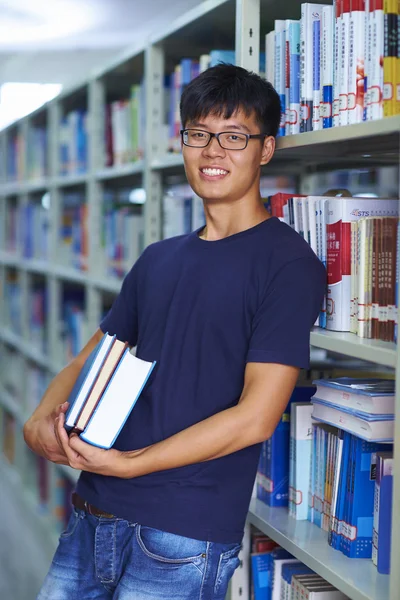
[0,0,399,599]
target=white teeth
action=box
[201,168,228,176]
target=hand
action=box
[23,402,70,464]
[55,412,128,477]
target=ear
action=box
[260,136,275,166]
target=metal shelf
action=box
[310,328,397,368]
[0,386,25,425]
[53,173,89,187]
[248,499,389,600]
[151,153,184,170]
[96,161,144,180]
[0,329,59,375]
[272,116,400,170]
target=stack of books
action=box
[64,332,156,449]
[311,377,395,442]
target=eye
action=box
[227,134,243,142]
[191,131,207,138]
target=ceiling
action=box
[0,0,201,84]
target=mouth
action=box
[199,167,229,180]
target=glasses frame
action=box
[180,128,267,151]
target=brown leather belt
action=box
[72,492,115,518]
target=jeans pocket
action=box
[214,544,241,595]
[136,524,207,565]
[60,509,81,539]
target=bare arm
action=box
[23,328,104,463]
[57,362,300,478]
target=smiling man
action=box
[25,64,326,600]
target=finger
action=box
[57,414,80,464]
[68,433,96,460]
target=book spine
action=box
[348,0,366,124]
[333,0,343,125]
[321,6,334,127]
[340,0,351,125]
[289,21,301,135]
[313,11,322,130]
[275,21,287,137]
[371,0,385,119]
[383,0,397,116]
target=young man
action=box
[25,64,326,600]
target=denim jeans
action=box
[37,508,241,599]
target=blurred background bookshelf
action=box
[0,0,399,599]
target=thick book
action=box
[64,333,116,430]
[80,348,156,449]
[311,399,394,441]
[312,377,395,415]
[74,338,130,432]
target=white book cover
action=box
[339,0,351,126]
[192,194,205,231]
[348,0,366,124]
[81,349,156,449]
[333,0,342,126]
[272,559,299,600]
[365,0,374,120]
[291,403,314,520]
[326,197,398,331]
[313,378,395,414]
[311,400,394,441]
[370,0,384,120]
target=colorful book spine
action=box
[288,21,301,135]
[321,6,334,128]
[275,20,287,136]
[340,0,351,125]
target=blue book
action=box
[258,387,315,507]
[80,348,156,449]
[377,474,393,574]
[209,49,235,67]
[343,437,389,558]
[64,333,116,430]
[251,553,270,600]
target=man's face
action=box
[182,109,274,204]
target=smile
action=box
[200,168,229,177]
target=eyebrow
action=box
[189,121,252,134]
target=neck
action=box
[199,195,270,241]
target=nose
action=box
[202,135,226,158]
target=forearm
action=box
[122,403,265,478]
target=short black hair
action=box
[180,63,281,138]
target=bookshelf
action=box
[0,1,399,599]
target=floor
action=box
[0,481,51,600]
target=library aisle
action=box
[0,476,49,600]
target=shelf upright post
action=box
[0,130,6,185]
[389,199,400,600]
[18,119,29,343]
[235,0,260,73]
[47,100,63,368]
[86,78,104,333]
[144,43,165,246]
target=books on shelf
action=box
[289,402,314,520]
[65,332,156,448]
[311,399,394,442]
[372,451,394,573]
[267,191,399,340]
[59,110,88,176]
[264,0,399,138]
[312,377,395,415]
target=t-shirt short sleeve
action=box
[100,259,141,346]
[247,256,326,369]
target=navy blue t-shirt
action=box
[76,216,326,543]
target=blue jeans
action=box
[37,508,241,599]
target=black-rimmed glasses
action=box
[180,128,267,151]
